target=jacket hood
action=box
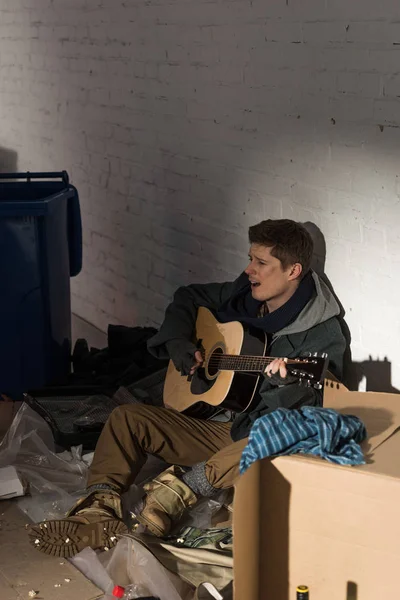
[276,272,340,336]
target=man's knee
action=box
[108,403,160,428]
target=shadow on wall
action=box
[0,146,18,173]
[303,221,399,395]
[347,357,399,394]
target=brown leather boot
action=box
[28,490,128,557]
[133,466,198,538]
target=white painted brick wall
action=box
[1,0,400,389]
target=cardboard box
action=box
[233,379,400,600]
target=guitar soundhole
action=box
[208,347,223,377]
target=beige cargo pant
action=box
[87,404,247,492]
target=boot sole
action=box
[28,518,128,557]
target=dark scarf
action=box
[216,271,316,334]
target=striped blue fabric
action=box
[239,407,367,474]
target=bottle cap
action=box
[113,586,125,598]
[297,586,309,592]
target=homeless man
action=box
[29,218,346,557]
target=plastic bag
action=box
[104,537,189,600]
[122,583,154,599]
[182,492,230,530]
[70,547,114,593]
[71,537,192,600]
[0,403,88,521]
[195,583,224,600]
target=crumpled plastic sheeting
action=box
[0,402,230,534]
[110,537,192,599]
[0,403,88,522]
[71,537,192,600]
[183,493,231,530]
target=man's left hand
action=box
[265,358,288,379]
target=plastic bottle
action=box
[110,587,125,599]
[106,584,159,599]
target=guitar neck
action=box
[212,354,308,373]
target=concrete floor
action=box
[0,314,106,599]
[0,499,101,599]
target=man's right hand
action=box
[165,339,203,376]
[189,350,204,376]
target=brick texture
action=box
[0,0,399,388]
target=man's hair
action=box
[248,219,314,276]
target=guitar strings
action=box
[205,355,319,373]
[207,356,312,365]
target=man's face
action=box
[245,244,299,305]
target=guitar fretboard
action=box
[207,354,302,373]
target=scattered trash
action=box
[0,403,88,523]
[73,538,189,599]
[2,401,231,599]
[0,465,25,499]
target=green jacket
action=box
[148,271,346,441]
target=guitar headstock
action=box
[287,352,329,389]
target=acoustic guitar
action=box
[164,307,329,413]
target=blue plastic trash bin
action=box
[0,171,82,393]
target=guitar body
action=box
[163,307,267,413]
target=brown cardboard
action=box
[324,380,400,454]
[233,380,400,600]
